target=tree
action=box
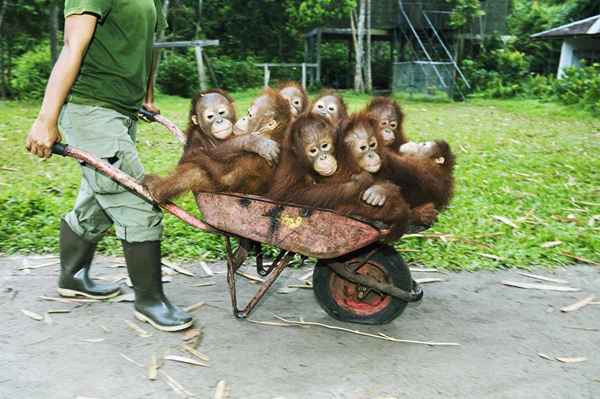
[49,0,60,65]
[351,0,366,92]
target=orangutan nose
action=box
[215,117,224,124]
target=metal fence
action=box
[392,61,456,95]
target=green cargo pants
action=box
[59,103,163,243]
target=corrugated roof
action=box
[531,15,600,39]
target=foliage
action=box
[553,64,600,114]
[1,94,599,269]
[156,49,263,96]
[10,42,52,99]
[210,55,263,92]
[446,0,484,29]
[461,41,530,98]
[156,50,199,97]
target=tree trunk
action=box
[365,0,372,92]
[0,0,8,33]
[195,0,203,38]
[151,0,170,90]
[49,1,60,65]
[0,0,8,97]
[352,1,366,92]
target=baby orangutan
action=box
[144,89,282,202]
[269,113,410,240]
[366,96,407,148]
[337,113,439,236]
[196,87,291,195]
[310,92,349,127]
[396,140,455,211]
[277,81,308,120]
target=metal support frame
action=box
[422,11,470,89]
[225,237,294,319]
[397,0,446,88]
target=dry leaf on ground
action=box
[183,302,205,313]
[517,272,568,284]
[125,320,152,338]
[501,281,581,292]
[148,354,158,381]
[164,355,208,367]
[22,309,43,321]
[556,357,587,364]
[561,295,595,313]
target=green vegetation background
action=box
[1,92,598,269]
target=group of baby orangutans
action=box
[144,82,455,240]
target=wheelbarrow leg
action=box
[224,237,293,319]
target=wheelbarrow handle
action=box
[52,143,219,234]
[51,143,69,157]
[137,108,186,145]
[137,108,158,122]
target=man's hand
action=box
[25,118,62,159]
[143,102,160,115]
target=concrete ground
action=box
[0,255,598,399]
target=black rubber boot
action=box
[57,220,121,299]
[122,240,193,332]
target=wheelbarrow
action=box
[50,110,424,325]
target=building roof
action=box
[531,15,600,39]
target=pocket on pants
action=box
[84,150,145,195]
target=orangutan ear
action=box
[435,157,446,165]
[191,115,199,126]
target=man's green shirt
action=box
[64,0,166,118]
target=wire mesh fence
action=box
[392,61,456,96]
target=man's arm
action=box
[143,48,161,114]
[25,14,97,159]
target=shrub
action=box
[156,50,198,97]
[522,74,555,99]
[11,42,52,99]
[211,55,262,92]
[554,63,600,114]
[157,51,263,96]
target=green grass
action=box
[1,93,599,269]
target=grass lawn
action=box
[0,90,598,269]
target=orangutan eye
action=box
[293,99,301,106]
[390,121,398,129]
[321,143,330,151]
[267,120,277,129]
[218,108,227,116]
[381,121,388,127]
[369,141,377,148]
[360,145,367,151]
[317,103,324,110]
[328,105,336,113]
[247,109,253,118]
[309,147,318,155]
[206,112,215,121]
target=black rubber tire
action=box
[313,244,414,325]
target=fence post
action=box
[195,46,207,90]
[301,63,307,88]
[264,65,271,87]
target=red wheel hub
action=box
[329,260,391,316]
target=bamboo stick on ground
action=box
[255,315,461,346]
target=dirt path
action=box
[1,255,598,399]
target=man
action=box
[25,0,192,332]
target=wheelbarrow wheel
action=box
[313,244,413,325]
